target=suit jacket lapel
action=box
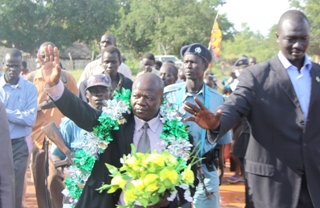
[117,114,135,156]
[271,56,302,111]
[308,63,320,110]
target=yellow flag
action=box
[209,21,222,62]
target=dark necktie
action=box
[136,123,150,153]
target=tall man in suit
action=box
[36,45,197,208]
[183,10,319,208]
[0,101,15,208]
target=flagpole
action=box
[215,11,219,21]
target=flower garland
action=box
[63,89,193,207]
[63,89,131,205]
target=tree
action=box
[221,23,279,63]
[0,0,119,55]
[289,0,320,59]
[114,0,235,57]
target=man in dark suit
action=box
[183,10,320,208]
[0,101,15,208]
[37,45,197,208]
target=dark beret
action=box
[180,43,212,64]
[234,56,249,67]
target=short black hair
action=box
[249,57,257,63]
[38,42,56,56]
[155,60,162,68]
[101,46,122,63]
[3,48,22,63]
[278,10,309,33]
[22,60,27,68]
[101,34,117,46]
[142,52,155,61]
[164,60,175,65]
[162,62,178,78]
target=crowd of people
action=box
[0,9,319,208]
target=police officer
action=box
[164,43,231,208]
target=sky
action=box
[219,0,291,36]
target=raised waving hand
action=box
[37,45,61,87]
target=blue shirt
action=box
[0,75,37,139]
[51,117,87,160]
[278,51,312,122]
[164,82,232,188]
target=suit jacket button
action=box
[302,142,307,147]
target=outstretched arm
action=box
[39,45,100,132]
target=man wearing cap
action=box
[49,74,113,206]
[53,74,113,157]
[232,56,248,77]
[77,34,132,87]
[164,43,231,208]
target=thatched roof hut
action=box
[59,42,93,60]
[0,48,7,58]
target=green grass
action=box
[125,60,141,76]
[68,70,84,82]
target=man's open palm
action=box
[183,97,222,130]
[37,45,61,87]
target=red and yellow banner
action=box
[209,20,222,62]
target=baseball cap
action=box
[86,74,112,90]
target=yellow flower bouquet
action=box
[97,144,195,208]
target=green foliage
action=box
[221,23,279,63]
[0,0,119,54]
[289,0,320,56]
[303,0,320,56]
[220,1,320,62]
[8,0,319,66]
[125,59,140,76]
[114,0,235,58]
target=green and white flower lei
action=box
[63,89,193,206]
